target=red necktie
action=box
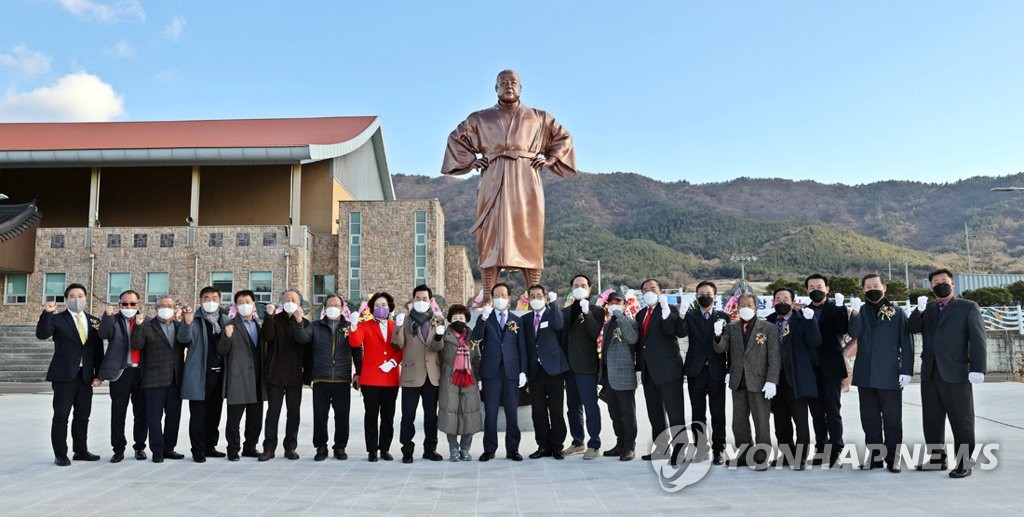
[642,309,652,338]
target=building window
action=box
[313,274,335,304]
[249,271,272,303]
[44,273,66,303]
[4,273,28,304]
[263,231,277,246]
[160,233,175,248]
[108,272,131,304]
[236,232,250,247]
[211,272,233,301]
[209,232,223,247]
[134,234,148,248]
[50,234,65,249]
[348,212,361,302]
[414,210,427,286]
[107,234,121,248]
[146,272,169,304]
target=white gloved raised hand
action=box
[579,299,590,314]
[518,372,527,388]
[435,325,446,335]
[968,372,985,384]
[481,306,493,321]
[762,381,777,400]
[801,307,814,319]
[379,359,397,373]
[548,291,557,303]
[478,380,483,391]
[850,297,863,313]
[658,294,670,318]
[725,373,730,385]
[899,374,912,388]
[395,313,406,327]
[917,296,928,312]
[713,319,725,337]
[350,319,359,332]
[635,371,642,384]
[834,293,845,307]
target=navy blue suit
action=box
[471,310,527,454]
[679,308,731,452]
[807,301,849,460]
[766,312,821,464]
[523,303,569,452]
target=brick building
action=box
[0,117,473,328]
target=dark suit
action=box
[561,303,605,449]
[908,298,987,467]
[132,317,191,457]
[807,301,849,460]
[636,304,686,452]
[679,308,730,453]
[37,309,104,458]
[218,315,265,455]
[766,312,821,464]
[98,312,147,455]
[471,310,527,455]
[523,303,568,453]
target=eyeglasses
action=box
[119,302,139,307]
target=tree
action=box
[961,287,1013,307]
[765,278,805,296]
[885,280,908,301]
[1007,281,1024,306]
[829,276,860,298]
[907,288,934,302]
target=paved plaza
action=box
[0,381,1022,516]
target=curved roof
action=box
[0,201,41,243]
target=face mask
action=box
[809,290,827,303]
[283,302,298,314]
[413,300,431,314]
[572,287,589,301]
[157,308,175,321]
[865,290,885,303]
[119,308,137,319]
[492,297,509,311]
[529,298,546,311]
[697,295,714,308]
[642,291,658,307]
[932,283,952,298]
[236,303,254,317]
[451,321,467,333]
[607,304,623,315]
[67,299,86,313]
[738,307,756,321]
[373,306,390,319]
[324,307,342,319]
[202,301,220,314]
[774,303,791,316]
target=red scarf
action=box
[450,329,475,388]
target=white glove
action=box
[801,307,814,319]
[579,299,590,314]
[658,294,670,318]
[395,313,406,327]
[435,325,446,335]
[916,296,928,312]
[481,306,493,321]
[968,372,985,384]
[762,381,777,400]
[834,293,845,307]
[899,374,911,388]
[725,373,730,385]
[850,297,863,313]
[379,359,397,373]
[350,319,359,332]
[713,319,725,337]
[548,291,557,303]
[478,381,483,391]
[635,371,642,384]
[518,372,527,388]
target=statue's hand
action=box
[471,158,489,171]
[531,156,555,170]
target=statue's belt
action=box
[484,150,538,161]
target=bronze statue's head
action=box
[495,69,521,104]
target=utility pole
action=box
[965,221,973,273]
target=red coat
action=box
[350,319,402,387]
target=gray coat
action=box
[181,313,231,400]
[715,318,780,392]
[601,314,639,391]
[437,328,482,436]
[217,315,265,405]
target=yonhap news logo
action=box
[649,423,713,492]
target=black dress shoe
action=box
[641,454,653,461]
[73,451,100,461]
[620,450,635,461]
[241,449,260,458]
[949,467,972,479]
[423,451,443,461]
[379,451,394,461]
[334,449,348,460]
[402,456,414,464]
[916,459,949,471]
[529,449,551,459]
[553,450,564,460]
[110,451,124,463]
[712,451,724,466]
[205,449,226,458]
[506,451,523,461]
[603,447,623,457]
[228,451,240,461]
[478,452,494,462]
[164,450,184,460]
[285,450,299,460]
[152,454,164,463]
[315,447,328,461]
[811,457,824,466]
[135,450,148,460]
[368,452,379,462]
[859,461,884,470]
[258,451,275,462]
[54,456,71,467]
[193,454,206,463]
[887,463,901,473]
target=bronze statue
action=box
[442,70,577,298]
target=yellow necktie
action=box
[76,313,87,344]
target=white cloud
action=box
[163,15,186,41]
[57,0,145,23]
[109,40,135,58]
[0,45,52,77]
[0,72,125,122]
[152,69,182,84]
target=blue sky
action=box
[1,0,1022,184]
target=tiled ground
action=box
[0,382,1022,516]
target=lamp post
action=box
[730,255,758,282]
[577,258,601,294]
